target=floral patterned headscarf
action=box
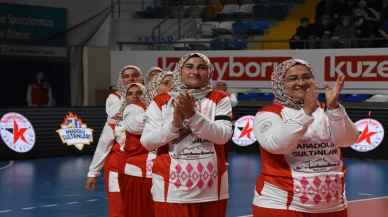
[144,66,163,85]
[117,65,142,97]
[141,71,173,107]
[172,53,213,94]
[272,59,316,110]
[112,83,145,121]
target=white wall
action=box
[83,47,111,106]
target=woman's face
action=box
[215,82,227,92]
[158,75,173,94]
[36,72,44,82]
[122,68,141,84]
[126,86,143,104]
[181,57,209,89]
[148,70,162,82]
[283,64,314,101]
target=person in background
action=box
[289,17,312,49]
[106,65,142,120]
[251,59,359,217]
[143,66,163,85]
[308,15,334,49]
[26,71,53,107]
[215,80,238,166]
[86,82,146,217]
[329,16,356,48]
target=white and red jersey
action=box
[140,90,233,203]
[252,103,359,213]
[87,119,127,177]
[117,101,156,178]
[106,92,124,120]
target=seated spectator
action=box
[354,0,380,31]
[329,16,356,48]
[308,15,335,49]
[377,17,388,45]
[289,17,312,49]
[315,0,342,25]
[352,15,376,48]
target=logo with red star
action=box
[232,115,257,146]
[351,118,384,152]
[0,112,36,153]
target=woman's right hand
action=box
[303,81,318,116]
[85,177,97,193]
[172,100,185,128]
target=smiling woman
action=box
[251,59,360,217]
[140,53,233,217]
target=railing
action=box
[116,38,388,51]
[150,0,198,50]
[111,0,177,19]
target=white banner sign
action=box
[111,48,388,94]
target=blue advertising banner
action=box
[0,3,67,58]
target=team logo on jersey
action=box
[0,112,35,153]
[56,112,94,151]
[232,115,257,146]
[351,118,384,152]
[293,158,341,172]
[171,145,214,159]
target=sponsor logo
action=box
[0,112,35,153]
[293,157,341,172]
[158,56,292,81]
[171,145,214,159]
[350,118,384,152]
[56,112,94,151]
[232,115,257,146]
[324,55,388,81]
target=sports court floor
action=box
[1,153,387,217]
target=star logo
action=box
[356,124,377,145]
[351,118,384,152]
[232,115,257,147]
[238,122,253,139]
[0,112,35,153]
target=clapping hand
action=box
[324,74,345,110]
[177,92,196,119]
[303,81,318,116]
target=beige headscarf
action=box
[117,65,143,97]
[112,82,146,120]
[141,71,173,107]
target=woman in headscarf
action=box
[251,59,359,217]
[140,53,233,217]
[106,65,142,120]
[214,80,238,166]
[143,66,163,85]
[86,82,145,217]
[117,71,173,217]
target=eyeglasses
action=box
[284,75,313,83]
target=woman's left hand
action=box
[177,92,196,118]
[324,74,345,110]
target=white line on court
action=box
[87,199,99,202]
[41,204,58,207]
[0,210,11,213]
[66,202,79,204]
[0,160,14,170]
[21,207,35,210]
[358,193,372,196]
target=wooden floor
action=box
[1,153,387,217]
